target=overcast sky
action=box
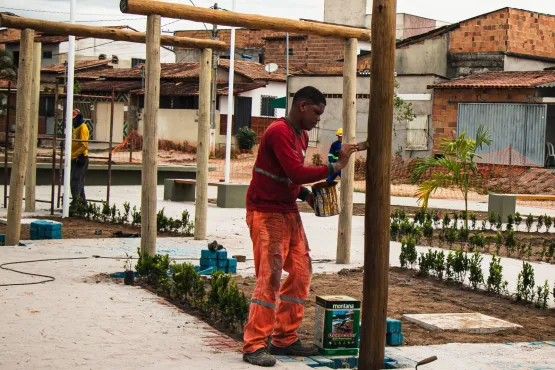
[1,0,555,34]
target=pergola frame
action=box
[0,14,223,250]
[120,0,397,369]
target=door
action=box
[457,103,547,166]
[233,96,252,134]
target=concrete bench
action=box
[164,179,249,208]
[488,193,555,219]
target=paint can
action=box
[314,295,360,356]
[312,181,340,217]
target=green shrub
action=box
[236,126,257,150]
[515,212,522,231]
[487,255,504,294]
[468,252,484,290]
[516,261,535,303]
[525,214,534,233]
[453,249,469,284]
[535,280,550,310]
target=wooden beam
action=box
[120,0,371,42]
[195,48,212,240]
[336,38,357,264]
[6,29,34,246]
[140,15,161,256]
[25,42,41,212]
[0,14,226,50]
[359,0,397,369]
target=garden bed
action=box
[235,267,555,347]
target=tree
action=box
[0,51,17,114]
[411,125,492,228]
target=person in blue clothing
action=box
[327,128,343,183]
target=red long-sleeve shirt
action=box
[246,118,334,213]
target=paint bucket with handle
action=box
[312,181,340,217]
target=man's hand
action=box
[333,143,358,172]
[305,192,315,210]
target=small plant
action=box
[453,213,459,230]
[445,251,455,280]
[458,227,470,244]
[445,228,457,248]
[135,248,171,286]
[468,252,484,290]
[487,255,504,294]
[236,126,257,150]
[506,214,514,231]
[311,153,323,166]
[453,248,469,284]
[515,212,522,231]
[536,215,544,233]
[535,280,550,310]
[495,214,503,231]
[414,209,426,225]
[400,236,418,269]
[547,241,555,263]
[101,202,111,223]
[123,252,133,271]
[123,202,131,224]
[418,249,435,277]
[131,205,141,226]
[544,215,552,233]
[434,250,445,280]
[390,220,400,241]
[495,231,503,255]
[488,211,496,231]
[181,210,194,236]
[432,211,441,228]
[470,213,477,230]
[516,261,535,303]
[481,219,487,231]
[505,230,516,255]
[442,213,451,230]
[423,220,434,244]
[525,214,534,233]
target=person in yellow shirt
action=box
[70,108,89,209]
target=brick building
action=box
[357,7,555,77]
[429,71,555,166]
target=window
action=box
[285,48,293,56]
[220,55,230,60]
[12,51,19,67]
[406,115,429,150]
[260,96,277,117]
[258,53,265,65]
[131,58,146,68]
[42,51,53,59]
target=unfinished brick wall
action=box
[431,88,536,153]
[264,35,345,74]
[0,28,21,51]
[219,114,275,140]
[357,54,371,71]
[175,29,285,50]
[450,8,555,59]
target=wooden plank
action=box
[360,0,397,369]
[195,48,212,240]
[336,38,357,264]
[515,194,555,201]
[140,15,161,256]
[120,0,371,41]
[0,14,226,50]
[25,42,41,212]
[6,29,34,246]
[174,179,219,186]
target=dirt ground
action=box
[235,267,555,346]
[1,217,179,240]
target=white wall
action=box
[504,55,555,72]
[95,101,126,144]
[218,82,286,118]
[58,37,175,68]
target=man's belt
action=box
[253,166,292,184]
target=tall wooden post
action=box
[195,48,212,240]
[336,38,357,264]
[6,29,35,246]
[25,42,42,212]
[359,1,397,369]
[140,14,161,255]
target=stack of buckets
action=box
[195,249,237,275]
[30,220,62,240]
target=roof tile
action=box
[430,71,555,89]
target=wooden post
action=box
[51,82,59,215]
[120,0,371,41]
[336,38,357,264]
[6,29,35,246]
[25,42,41,212]
[359,0,397,369]
[195,48,212,240]
[107,88,115,205]
[140,14,161,256]
[3,81,11,209]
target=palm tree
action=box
[411,125,492,228]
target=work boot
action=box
[243,348,276,367]
[268,340,319,357]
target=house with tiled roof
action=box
[429,70,555,167]
[357,7,555,78]
[0,23,175,68]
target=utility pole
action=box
[209,2,219,155]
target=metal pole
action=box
[107,88,114,205]
[285,32,289,115]
[4,81,11,208]
[62,0,76,218]
[210,2,219,156]
[57,97,66,209]
[224,0,236,183]
[51,82,59,215]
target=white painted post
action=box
[223,0,236,183]
[62,0,76,218]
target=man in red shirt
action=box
[243,86,357,367]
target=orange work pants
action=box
[243,210,312,354]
